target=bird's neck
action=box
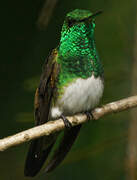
[57,23,103,87]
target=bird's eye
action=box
[67,19,76,28]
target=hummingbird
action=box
[24,9,104,177]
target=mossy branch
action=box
[0,95,137,152]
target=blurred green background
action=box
[0,0,136,179]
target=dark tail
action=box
[24,136,56,177]
[45,125,82,173]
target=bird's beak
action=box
[90,10,102,19]
[81,10,102,22]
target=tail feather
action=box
[24,137,55,177]
[45,125,82,173]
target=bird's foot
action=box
[85,111,94,121]
[61,115,72,129]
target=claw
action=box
[61,115,72,129]
[85,111,93,121]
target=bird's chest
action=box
[56,75,104,116]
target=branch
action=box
[0,95,137,152]
[126,14,137,179]
[37,0,59,29]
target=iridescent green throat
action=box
[57,17,103,87]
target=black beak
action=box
[90,10,103,19]
[81,10,102,22]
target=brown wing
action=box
[35,48,59,125]
[24,48,60,177]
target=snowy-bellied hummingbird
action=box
[24,9,104,177]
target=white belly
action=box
[50,75,104,119]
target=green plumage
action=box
[24,9,104,177]
[57,9,103,89]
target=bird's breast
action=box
[50,75,104,119]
